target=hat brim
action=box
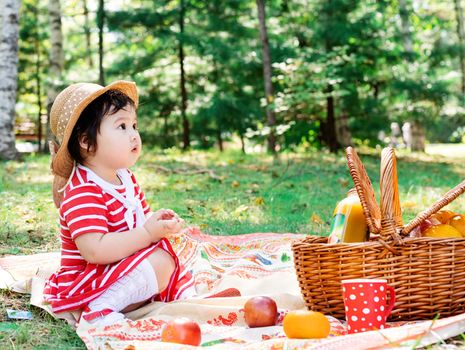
[51,80,139,179]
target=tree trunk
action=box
[239,133,246,154]
[398,0,425,151]
[256,0,277,154]
[320,86,340,152]
[34,4,43,152]
[410,120,425,152]
[179,0,190,150]
[83,0,93,69]
[335,110,352,147]
[320,0,340,153]
[455,0,465,96]
[216,129,223,152]
[0,0,20,160]
[46,0,64,149]
[97,0,105,85]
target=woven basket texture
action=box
[292,147,465,321]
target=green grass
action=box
[2,146,465,349]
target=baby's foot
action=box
[79,307,126,328]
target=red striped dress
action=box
[44,165,191,313]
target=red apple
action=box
[244,296,278,328]
[419,218,441,234]
[161,318,201,346]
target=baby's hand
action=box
[152,208,181,221]
[143,215,184,241]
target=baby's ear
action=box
[79,134,87,148]
[79,134,91,152]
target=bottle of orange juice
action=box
[328,188,368,243]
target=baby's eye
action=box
[118,123,126,130]
[133,123,138,130]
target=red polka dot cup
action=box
[341,278,396,334]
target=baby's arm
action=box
[75,218,183,265]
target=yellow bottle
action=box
[328,188,368,243]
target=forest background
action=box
[2,0,465,157]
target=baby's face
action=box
[90,105,141,171]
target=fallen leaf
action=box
[254,197,265,206]
[231,180,240,188]
[311,213,324,225]
[233,205,249,215]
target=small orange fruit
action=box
[430,210,457,224]
[283,310,330,339]
[423,224,462,238]
[448,215,465,237]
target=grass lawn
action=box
[1,145,465,349]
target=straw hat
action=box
[49,80,138,207]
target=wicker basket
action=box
[292,147,465,321]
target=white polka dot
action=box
[351,315,358,321]
[349,294,356,300]
[374,296,380,302]
[359,284,363,288]
[380,286,385,291]
[345,306,349,312]
[360,292,364,296]
[361,328,366,331]
[380,306,385,311]
[342,287,346,292]
[354,329,358,333]
[354,308,357,311]
[374,309,378,312]
[369,284,373,287]
[347,325,351,330]
[362,308,370,314]
[380,325,385,329]
[364,301,368,304]
[369,323,373,326]
[374,290,378,293]
[352,286,356,290]
[361,317,365,321]
[377,315,382,321]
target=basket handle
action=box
[379,147,403,242]
[402,179,465,235]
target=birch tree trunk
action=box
[34,4,44,152]
[455,0,465,96]
[46,0,64,148]
[0,0,20,160]
[256,0,277,154]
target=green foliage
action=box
[15,0,465,151]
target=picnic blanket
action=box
[2,227,465,349]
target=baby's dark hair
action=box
[68,90,136,164]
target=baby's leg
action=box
[80,249,174,327]
[121,249,176,313]
[145,248,176,291]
